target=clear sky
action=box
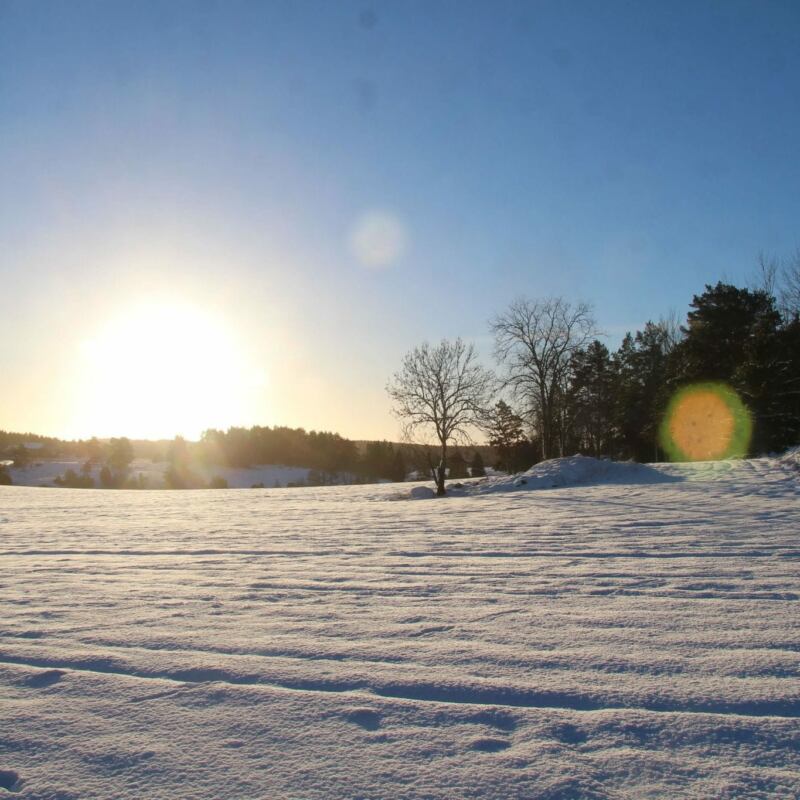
[2,0,799,441]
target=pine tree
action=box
[448,452,468,479]
[613,321,677,461]
[470,451,486,477]
[486,401,529,473]
[672,283,786,453]
[567,340,616,456]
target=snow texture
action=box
[0,454,798,799]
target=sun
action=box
[73,300,262,440]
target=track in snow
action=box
[1,455,798,799]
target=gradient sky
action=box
[2,0,799,441]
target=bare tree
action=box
[781,248,800,319]
[387,338,495,495]
[751,249,800,320]
[753,251,779,297]
[657,309,684,352]
[491,297,599,461]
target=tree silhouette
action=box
[387,338,495,495]
[486,400,528,473]
[470,451,486,477]
[492,297,598,460]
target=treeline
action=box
[0,423,492,488]
[4,264,798,489]
[192,428,488,483]
[490,278,800,463]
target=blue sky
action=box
[1,0,799,440]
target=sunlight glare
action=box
[73,301,261,440]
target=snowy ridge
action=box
[779,445,800,472]
[462,454,677,494]
[442,451,800,497]
[0,453,799,798]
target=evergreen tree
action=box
[613,321,677,461]
[448,452,468,479]
[675,283,780,384]
[470,451,486,477]
[671,283,787,452]
[486,401,529,473]
[567,340,616,456]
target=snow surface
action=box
[0,454,798,799]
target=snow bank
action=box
[460,454,678,495]
[779,445,800,472]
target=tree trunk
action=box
[436,442,447,495]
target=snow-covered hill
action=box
[0,454,798,798]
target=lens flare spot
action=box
[349,210,406,269]
[659,383,751,461]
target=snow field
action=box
[0,455,798,798]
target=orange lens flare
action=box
[659,383,751,462]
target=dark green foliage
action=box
[675,283,780,383]
[470,451,486,477]
[671,283,794,453]
[198,430,408,484]
[611,322,675,461]
[0,466,12,485]
[486,401,531,473]
[361,440,401,482]
[408,447,436,481]
[208,475,228,489]
[567,340,616,456]
[505,279,799,462]
[448,452,468,479]
[197,426,359,474]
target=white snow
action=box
[0,454,798,798]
